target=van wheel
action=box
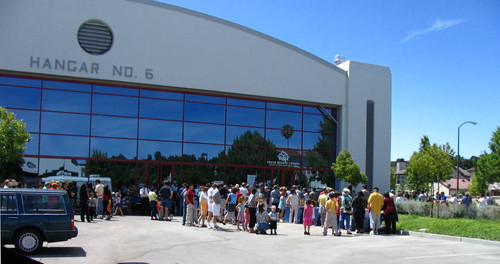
[14,229,43,255]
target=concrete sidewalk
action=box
[16,215,499,264]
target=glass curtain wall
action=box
[0,75,337,189]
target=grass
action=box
[397,214,500,241]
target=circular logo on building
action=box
[77,20,113,55]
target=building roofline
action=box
[128,0,346,75]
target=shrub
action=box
[395,201,500,220]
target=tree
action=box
[390,168,397,190]
[406,136,454,192]
[0,107,31,180]
[331,149,368,189]
[472,127,500,194]
[280,124,294,148]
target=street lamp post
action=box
[457,121,477,195]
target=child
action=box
[236,196,246,231]
[303,199,314,235]
[244,205,250,232]
[198,187,208,227]
[255,202,269,235]
[114,191,123,216]
[88,192,96,222]
[268,205,278,235]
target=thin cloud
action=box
[400,19,464,43]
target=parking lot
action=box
[8,215,499,264]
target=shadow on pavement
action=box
[33,247,86,258]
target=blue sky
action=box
[157,0,500,161]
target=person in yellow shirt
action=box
[367,187,384,235]
[317,189,327,227]
[322,192,340,236]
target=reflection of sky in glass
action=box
[227,98,265,108]
[92,115,137,138]
[303,132,332,150]
[184,123,224,144]
[183,143,224,161]
[140,98,183,120]
[303,113,327,132]
[0,86,40,109]
[0,76,41,87]
[141,89,183,100]
[25,134,39,155]
[226,127,264,146]
[43,81,91,92]
[9,109,39,133]
[266,128,302,149]
[186,94,225,104]
[139,119,182,141]
[40,135,89,157]
[91,137,136,159]
[227,106,264,127]
[266,110,302,129]
[138,140,182,159]
[42,112,90,135]
[92,94,138,117]
[185,102,225,124]
[43,90,90,113]
[94,85,138,96]
[267,102,302,112]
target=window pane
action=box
[225,145,265,166]
[0,194,18,214]
[43,80,91,92]
[303,113,330,133]
[42,112,90,135]
[138,140,182,160]
[140,98,183,120]
[21,157,39,176]
[38,158,86,177]
[91,137,136,159]
[266,129,301,149]
[0,76,41,87]
[92,116,137,138]
[226,127,265,147]
[267,102,301,112]
[94,85,138,96]
[185,94,225,104]
[184,123,224,144]
[40,135,89,157]
[227,106,265,127]
[141,89,183,100]
[227,98,265,108]
[303,132,334,151]
[139,119,182,141]
[9,109,39,133]
[22,195,65,214]
[183,143,224,164]
[25,133,39,155]
[0,85,40,109]
[92,94,138,117]
[42,90,90,113]
[266,110,302,130]
[185,102,225,124]
[303,150,334,170]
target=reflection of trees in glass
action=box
[87,150,137,191]
[223,130,278,184]
[281,124,294,148]
[305,116,336,186]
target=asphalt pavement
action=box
[6,215,499,264]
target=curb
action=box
[405,231,500,247]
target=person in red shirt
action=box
[381,192,397,234]
[185,184,195,226]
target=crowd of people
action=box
[2,178,496,235]
[141,181,403,236]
